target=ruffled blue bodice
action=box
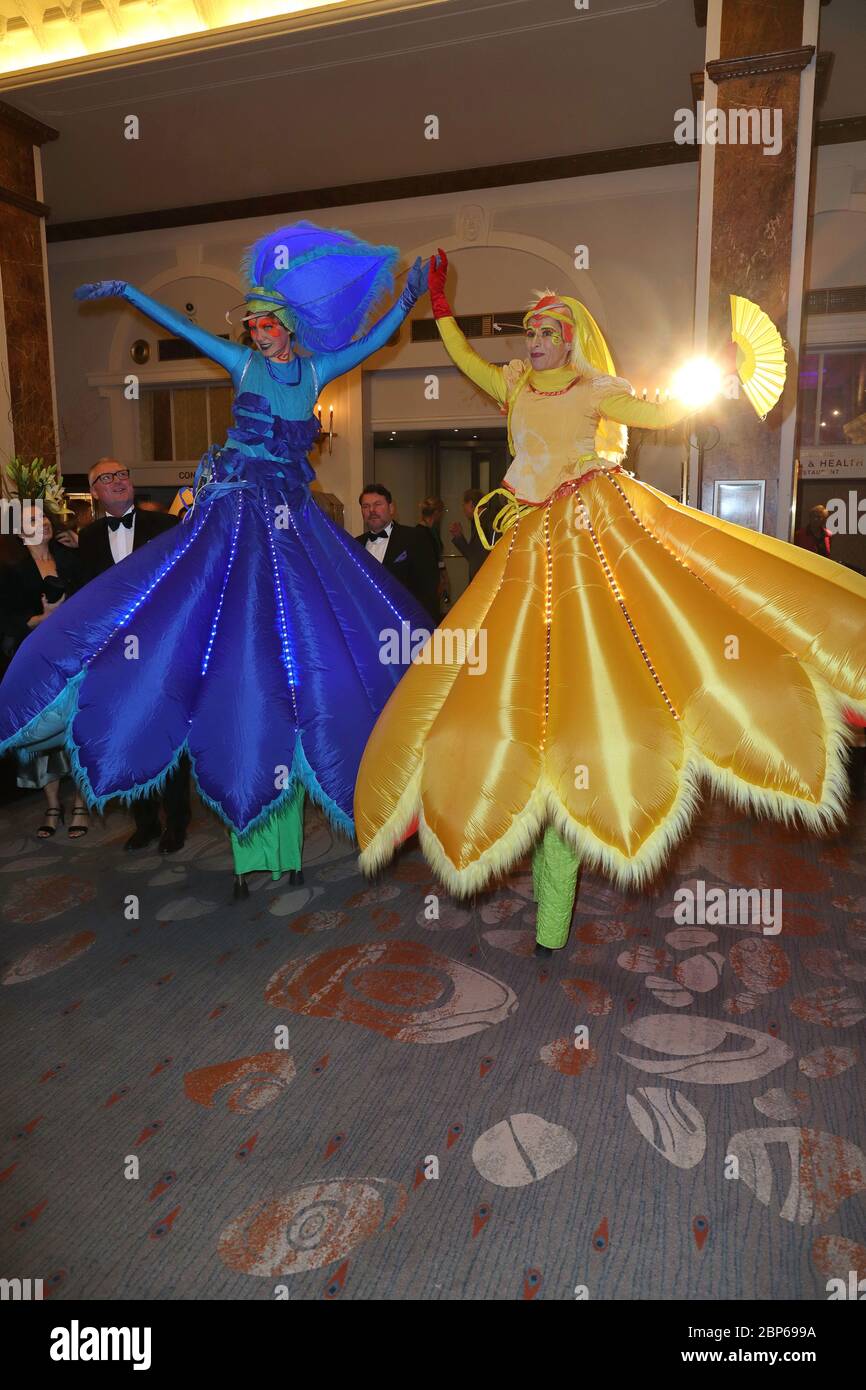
[195,390,321,505]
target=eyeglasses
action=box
[92,468,130,486]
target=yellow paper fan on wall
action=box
[730,294,787,419]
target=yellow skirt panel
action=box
[355,472,864,894]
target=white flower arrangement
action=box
[5,457,72,517]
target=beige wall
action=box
[47,141,866,529]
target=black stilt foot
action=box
[534,942,554,958]
[232,874,249,901]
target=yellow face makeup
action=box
[523,313,571,370]
[525,322,563,346]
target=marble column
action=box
[0,99,59,479]
[691,0,824,537]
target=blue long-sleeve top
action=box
[121,282,408,415]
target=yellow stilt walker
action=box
[355,250,866,952]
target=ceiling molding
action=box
[706,45,816,83]
[46,112,866,244]
[0,0,445,88]
[817,114,866,145]
[46,138,699,242]
[0,183,51,217]
[691,50,834,108]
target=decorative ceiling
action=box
[0,0,383,76]
[4,0,864,229]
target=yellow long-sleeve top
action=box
[438,316,690,504]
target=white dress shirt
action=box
[108,505,136,565]
[364,521,393,564]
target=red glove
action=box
[429,248,452,319]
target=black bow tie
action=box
[107,512,134,531]
[366,529,389,544]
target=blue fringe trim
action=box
[1,670,356,843]
[0,671,85,759]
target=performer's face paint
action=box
[360,492,395,535]
[90,462,134,517]
[525,314,571,371]
[248,314,293,360]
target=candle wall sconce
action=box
[316,405,337,455]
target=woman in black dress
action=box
[0,507,89,837]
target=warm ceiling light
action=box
[0,0,380,80]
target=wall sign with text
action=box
[799,446,866,479]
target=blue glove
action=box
[74,280,127,301]
[400,257,428,310]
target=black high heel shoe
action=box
[232,874,249,901]
[37,806,64,838]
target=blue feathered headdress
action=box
[240,221,400,353]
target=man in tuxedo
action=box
[79,459,177,582]
[79,459,190,853]
[355,483,440,624]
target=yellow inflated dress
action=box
[355,308,866,933]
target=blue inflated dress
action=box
[0,275,428,840]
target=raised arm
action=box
[429,249,507,405]
[313,257,428,389]
[74,280,247,376]
[436,317,508,405]
[596,379,693,432]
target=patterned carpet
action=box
[0,788,864,1301]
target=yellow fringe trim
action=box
[357,672,854,896]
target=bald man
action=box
[78,459,177,584]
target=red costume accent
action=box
[429,249,453,320]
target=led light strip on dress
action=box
[577,489,680,721]
[541,503,553,750]
[262,502,300,725]
[330,524,416,626]
[491,515,522,604]
[86,510,211,665]
[201,493,244,677]
[284,506,378,698]
[603,472,719,600]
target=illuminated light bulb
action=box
[670,357,723,410]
